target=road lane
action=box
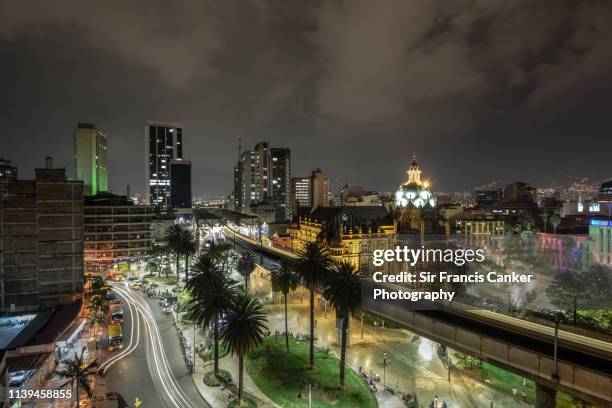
[103,283,165,408]
[110,283,210,408]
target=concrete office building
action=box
[145,121,184,208]
[291,177,311,210]
[73,123,108,196]
[233,142,291,222]
[311,168,330,210]
[83,193,153,277]
[0,159,84,312]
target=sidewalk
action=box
[176,317,279,407]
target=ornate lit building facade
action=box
[290,206,396,272]
[395,156,443,236]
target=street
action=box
[106,283,210,408]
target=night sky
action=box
[1,0,611,198]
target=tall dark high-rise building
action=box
[270,147,291,221]
[144,121,183,208]
[170,160,192,209]
[232,141,291,222]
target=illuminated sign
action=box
[590,220,612,226]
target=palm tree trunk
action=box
[309,288,315,368]
[185,254,189,282]
[176,254,180,280]
[339,314,348,387]
[238,354,244,403]
[213,318,219,374]
[244,275,249,291]
[75,380,79,407]
[284,292,289,352]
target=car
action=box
[9,371,28,388]
[106,292,121,304]
[130,283,141,290]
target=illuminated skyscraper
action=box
[233,141,291,221]
[145,121,183,207]
[74,123,108,195]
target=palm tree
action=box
[322,261,362,386]
[236,251,256,291]
[219,293,267,405]
[164,224,188,280]
[180,228,198,281]
[207,241,234,273]
[295,240,331,368]
[185,254,238,374]
[55,347,96,407]
[550,214,561,235]
[270,259,299,352]
[540,210,549,233]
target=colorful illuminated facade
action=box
[290,206,396,271]
[395,156,443,235]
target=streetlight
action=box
[360,312,364,339]
[258,222,264,264]
[383,352,390,391]
[552,312,561,381]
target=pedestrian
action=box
[434,395,439,408]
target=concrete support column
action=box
[535,383,556,408]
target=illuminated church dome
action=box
[395,155,436,208]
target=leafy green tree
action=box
[295,241,331,368]
[89,277,109,298]
[185,254,239,374]
[270,259,299,352]
[236,251,256,290]
[219,293,267,404]
[550,214,561,235]
[546,271,587,325]
[540,210,549,233]
[322,261,362,386]
[146,243,170,277]
[56,347,96,407]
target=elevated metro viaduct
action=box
[224,226,612,407]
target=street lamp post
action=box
[553,312,561,381]
[383,352,390,391]
[258,223,263,264]
[360,312,364,339]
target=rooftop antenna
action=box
[238,135,242,161]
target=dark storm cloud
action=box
[1,0,611,196]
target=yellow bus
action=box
[108,323,123,350]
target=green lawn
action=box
[246,335,377,408]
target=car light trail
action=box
[111,284,199,408]
[98,285,141,374]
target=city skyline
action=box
[2,1,612,197]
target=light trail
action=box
[98,284,141,373]
[111,285,199,408]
